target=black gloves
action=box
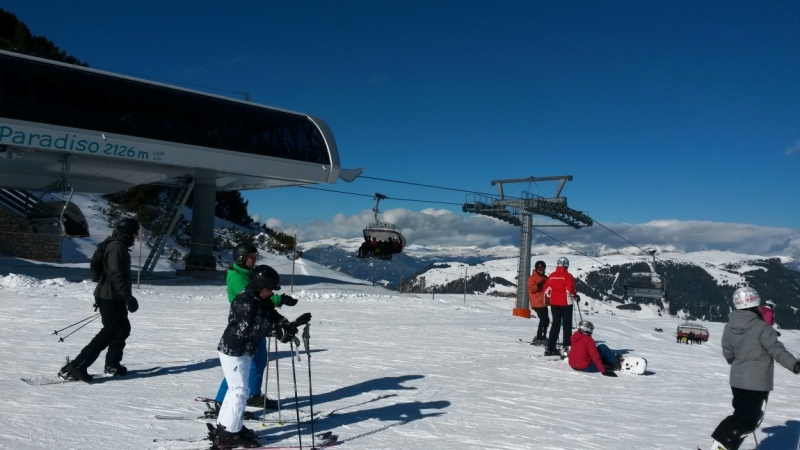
[280,294,298,307]
[602,371,618,377]
[536,280,545,290]
[794,362,800,375]
[126,296,139,313]
[294,312,312,327]
[276,313,312,343]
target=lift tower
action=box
[462,176,593,318]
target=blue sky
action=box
[5,1,799,255]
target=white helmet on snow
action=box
[577,320,594,335]
[732,287,761,310]
[556,257,570,268]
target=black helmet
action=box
[116,218,140,237]
[534,260,546,270]
[233,243,258,265]
[250,265,281,291]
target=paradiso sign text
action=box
[0,124,151,161]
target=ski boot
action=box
[58,359,93,384]
[215,424,259,448]
[530,338,547,347]
[707,439,727,450]
[104,363,128,376]
[246,393,279,409]
[613,354,624,371]
[543,348,560,357]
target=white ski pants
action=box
[217,352,252,433]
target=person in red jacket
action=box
[759,300,781,337]
[541,257,578,356]
[568,321,621,377]
[526,260,550,346]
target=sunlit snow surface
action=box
[1,268,799,449]
[0,194,798,449]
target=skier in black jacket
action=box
[59,218,141,383]
[215,264,311,448]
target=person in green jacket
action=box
[213,243,298,409]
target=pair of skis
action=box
[209,432,338,450]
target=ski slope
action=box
[0,267,799,449]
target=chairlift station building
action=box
[0,50,359,270]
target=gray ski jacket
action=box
[722,309,798,392]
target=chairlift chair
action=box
[676,323,709,343]
[27,199,90,237]
[22,156,89,238]
[623,250,666,299]
[358,193,406,260]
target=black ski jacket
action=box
[93,232,134,302]
[217,285,286,357]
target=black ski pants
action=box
[547,304,573,351]
[532,307,550,341]
[74,298,131,369]
[711,387,769,450]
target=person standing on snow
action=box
[526,260,550,346]
[213,243,298,411]
[707,287,799,450]
[759,300,780,336]
[568,321,622,377]
[214,264,311,448]
[541,257,579,357]
[58,218,140,383]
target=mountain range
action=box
[299,237,800,329]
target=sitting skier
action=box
[215,264,312,448]
[707,287,799,450]
[567,320,622,377]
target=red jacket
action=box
[760,306,774,326]
[527,271,548,308]
[568,331,606,373]
[542,266,576,307]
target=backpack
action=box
[90,240,115,282]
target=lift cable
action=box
[531,226,610,267]
[592,220,665,263]
[311,176,659,265]
[359,175,505,198]
[299,186,464,206]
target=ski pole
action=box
[575,296,583,321]
[753,398,768,449]
[302,324,316,449]
[289,340,303,450]
[263,337,272,419]
[275,338,282,424]
[56,315,100,342]
[53,313,100,335]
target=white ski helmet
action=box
[556,257,570,268]
[764,299,776,309]
[732,287,761,310]
[578,320,594,335]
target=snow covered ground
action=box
[0,198,798,449]
[1,261,799,449]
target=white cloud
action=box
[260,209,800,260]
